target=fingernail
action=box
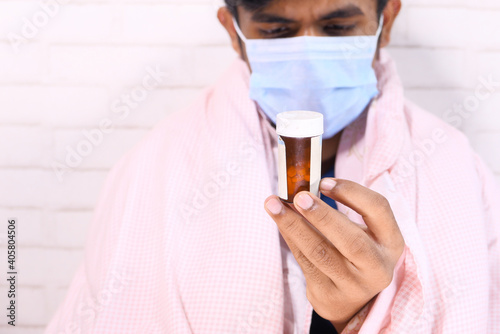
[296,193,314,210]
[320,178,337,191]
[266,198,283,215]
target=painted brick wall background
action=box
[0,0,499,332]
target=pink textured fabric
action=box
[45,50,500,334]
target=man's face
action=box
[236,0,379,40]
[218,0,401,68]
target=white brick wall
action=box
[0,0,499,332]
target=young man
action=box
[46,0,499,333]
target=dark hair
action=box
[225,0,389,20]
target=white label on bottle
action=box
[278,136,288,200]
[310,136,322,197]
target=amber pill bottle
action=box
[276,111,324,203]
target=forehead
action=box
[243,0,378,20]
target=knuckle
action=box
[312,208,331,228]
[345,232,369,256]
[296,252,316,273]
[353,279,372,296]
[365,248,387,273]
[388,237,406,260]
[309,270,324,284]
[376,269,394,290]
[315,208,330,223]
[305,266,324,285]
[311,240,340,273]
[280,215,302,234]
[372,195,392,214]
[395,237,406,254]
[367,259,395,291]
[312,240,331,263]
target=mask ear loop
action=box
[232,17,249,43]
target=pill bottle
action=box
[276,111,324,203]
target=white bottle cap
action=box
[276,111,324,138]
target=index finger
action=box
[319,178,402,247]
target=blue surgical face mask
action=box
[233,17,384,139]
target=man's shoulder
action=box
[397,98,496,195]
[396,98,486,184]
[403,98,472,151]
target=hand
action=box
[264,178,405,332]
